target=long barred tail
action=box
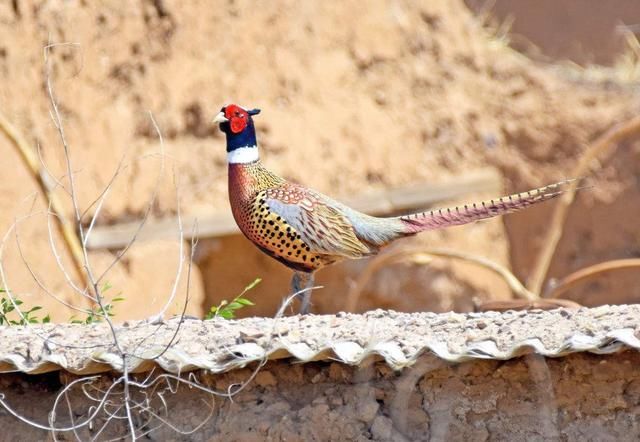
[398,179,577,233]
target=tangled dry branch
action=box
[0,41,292,439]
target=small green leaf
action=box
[204,276,259,321]
[218,310,234,320]
[236,297,255,306]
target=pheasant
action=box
[214,104,573,314]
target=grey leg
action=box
[290,271,315,315]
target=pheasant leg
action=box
[291,271,315,314]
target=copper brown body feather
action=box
[229,161,574,273]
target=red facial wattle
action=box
[229,117,246,133]
[224,104,248,134]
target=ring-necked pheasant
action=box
[214,104,573,314]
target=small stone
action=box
[370,415,392,440]
[357,400,379,423]
[311,372,325,383]
[559,309,572,318]
[312,396,327,405]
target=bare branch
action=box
[147,112,185,320]
[343,246,536,312]
[0,108,89,291]
[545,258,640,300]
[15,216,93,315]
[95,111,167,285]
[46,207,95,303]
[82,154,128,246]
[0,39,277,440]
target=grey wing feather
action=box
[266,196,373,258]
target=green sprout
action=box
[0,287,51,325]
[205,278,259,320]
[70,281,124,324]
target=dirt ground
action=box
[0,0,638,320]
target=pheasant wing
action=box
[264,185,371,259]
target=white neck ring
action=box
[227,146,259,164]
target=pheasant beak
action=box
[212,112,229,124]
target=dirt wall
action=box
[1,352,639,440]
[0,1,638,320]
[466,0,640,65]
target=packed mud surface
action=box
[0,0,638,319]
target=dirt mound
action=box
[467,0,640,66]
[0,1,638,319]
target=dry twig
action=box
[0,39,289,438]
[528,115,640,296]
[344,247,536,312]
[0,112,90,296]
[545,258,640,301]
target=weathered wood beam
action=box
[85,168,502,250]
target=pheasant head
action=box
[213,104,261,163]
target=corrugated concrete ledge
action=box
[1,305,640,440]
[0,305,638,375]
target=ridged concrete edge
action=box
[0,304,638,375]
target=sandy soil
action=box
[0,0,638,320]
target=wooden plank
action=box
[85,168,502,250]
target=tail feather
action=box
[399,179,577,233]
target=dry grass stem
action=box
[0,42,301,436]
[344,247,536,312]
[528,115,640,296]
[0,112,90,295]
[545,258,640,301]
[476,298,581,312]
